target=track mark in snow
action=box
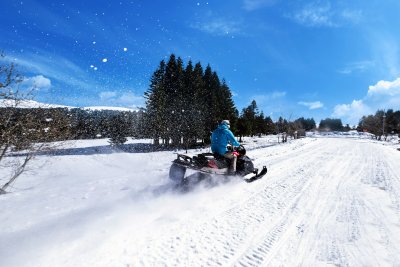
[234,141,349,266]
[132,140,324,266]
[128,138,400,267]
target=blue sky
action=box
[1,0,400,125]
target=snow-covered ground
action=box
[1,134,400,266]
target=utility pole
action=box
[382,111,386,139]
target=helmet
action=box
[221,120,230,128]
[236,145,246,156]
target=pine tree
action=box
[192,62,206,143]
[163,54,185,145]
[236,117,247,142]
[210,71,221,123]
[264,116,275,134]
[201,65,216,143]
[144,60,166,145]
[217,79,237,125]
[181,60,196,147]
[241,100,259,136]
[108,113,129,145]
[254,111,266,136]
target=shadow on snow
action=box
[9,143,191,157]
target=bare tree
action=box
[288,120,303,139]
[0,53,65,194]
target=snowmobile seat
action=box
[193,154,208,166]
[213,153,225,160]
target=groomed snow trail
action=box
[1,137,400,267]
[129,138,400,267]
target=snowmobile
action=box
[169,145,267,184]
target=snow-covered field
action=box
[1,134,400,266]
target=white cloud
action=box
[333,77,400,125]
[338,60,374,75]
[298,101,323,110]
[289,1,363,28]
[332,100,371,125]
[271,91,286,99]
[252,91,286,104]
[292,2,336,27]
[5,52,99,92]
[32,75,51,88]
[191,19,242,36]
[25,75,52,90]
[118,92,144,106]
[243,0,278,11]
[340,9,363,24]
[98,91,144,108]
[333,100,365,116]
[99,91,117,100]
[368,77,400,96]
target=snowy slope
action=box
[1,136,400,266]
[0,99,71,109]
[0,99,137,111]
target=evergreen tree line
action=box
[0,107,145,146]
[357,109,400,140]
[144,54,236,147]
[1,101,319,148]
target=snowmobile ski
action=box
[243,166,268,183]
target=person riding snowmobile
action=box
[211,120,241,175]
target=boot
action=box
[228,168,236,175]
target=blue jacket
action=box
[211,123,240,155]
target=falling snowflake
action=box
[123,47,128,52]
[102,58,108,63]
